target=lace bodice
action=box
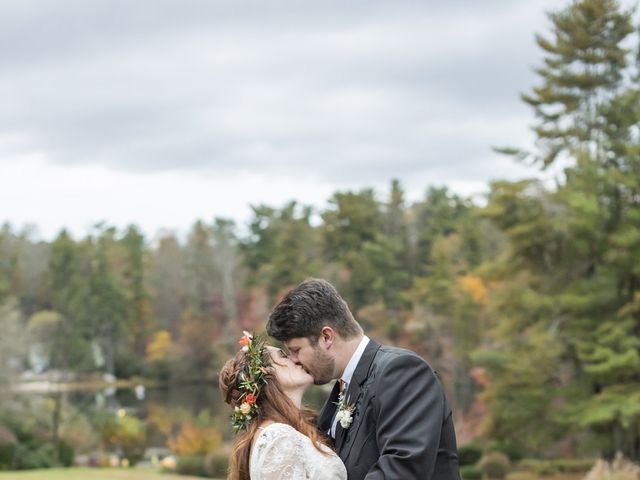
[249,423,347,480]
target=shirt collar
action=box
[341,335,370,386]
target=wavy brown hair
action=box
[219,347,332,480]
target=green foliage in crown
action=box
[230,331,268,433]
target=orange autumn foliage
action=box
[167,422,222,455]
[145,330,175,363]
[458,274,488,304]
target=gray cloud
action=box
[1,0,592,188]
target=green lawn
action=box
[0,468,218,480]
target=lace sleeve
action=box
[251,424,307,480]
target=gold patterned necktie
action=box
[339,379,347,394]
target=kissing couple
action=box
[219,278,461,480]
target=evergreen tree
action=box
[321,189,383,309]
[241,202,319,299]
[47,230,92,371]
[412,187,470,274]
[211,218,239,337]
[321,189,382,262]
[149,233,186,335]
[241,205,279,278]
[0,224,18,302]
[121,225,152,359]
[86,227,127,375]
[501,0,635,166]
[184,221,217,316]
[267,202,319,298]
[377,179,412,310]
[482,0,640,459]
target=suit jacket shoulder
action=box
[375,344,431,369]
[370,344,448,415]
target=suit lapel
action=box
[335,419,346,447]
[318,380,341,433]
[336,339,381,454]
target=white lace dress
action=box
[249,423,347,480]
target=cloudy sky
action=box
[0,0,597,240]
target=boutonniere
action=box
[335,391,355,429]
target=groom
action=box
[267,278,460,480]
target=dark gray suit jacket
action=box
[318,340,460,480]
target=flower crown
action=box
[230,331,268,432]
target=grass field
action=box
[0,468,220,480]
[508,473,583,480]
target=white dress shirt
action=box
[331,335,370,437]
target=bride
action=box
[219,331,347,480]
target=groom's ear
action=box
[319,326,336,350]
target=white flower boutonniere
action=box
[335,391,355,429]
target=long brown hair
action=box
[219,347,331,480]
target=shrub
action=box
[114,350,143,379]
[167,411,222,456]
[56,440,74,467]
[518,458,596,476]
[0,442,15,470]
[536,462,557,476]
[12,442,58,469]
[0,422,74,471]
[460,465,483,480]
[479,451,510,480]
[205,449,229,478]
[459,443,484,466]
[552,458,596,473]
[0,426,17,470]
[100,415,146,465]
[177,454,208,477]
[489,442,523,462]
[517,459,556,476]
[516,459,539,471]
[385,320,400,340]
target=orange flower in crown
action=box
[238,331,253,350]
